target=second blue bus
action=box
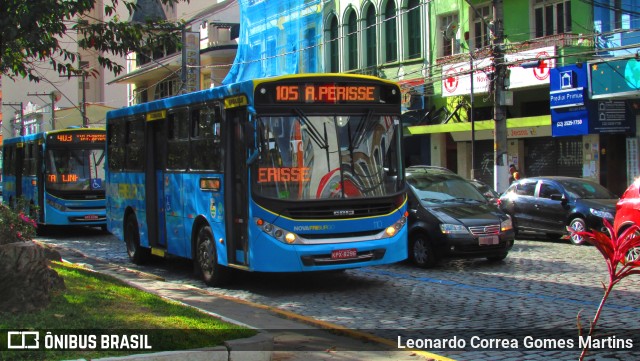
[2,128,107,227]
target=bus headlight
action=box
[255,218,300,244]
[46,199,66,211]
[381,215,407,239]
[285,233,296,244]
[385,226,397,237]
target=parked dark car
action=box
[500,176,617,245]
[614,177,640,261]
[470,179,501,206]
[406,166,515,268]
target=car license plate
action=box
[479,236,499,245]
[84,215,99,220]
[331,248,357,260]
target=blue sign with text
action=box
[550,87,585,109]
[551,65,590,137]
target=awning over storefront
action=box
[406,115,551,135]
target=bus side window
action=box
[125,117,145,171]
[107,119,126,171]
[23,143,37,176]
[190,106,222,171]
[5,146,15,176]
[167,110,189,170]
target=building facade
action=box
[386,0,640,195]
[109,0,640,194]
[110,0,240,103]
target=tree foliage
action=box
[0,0,188,82]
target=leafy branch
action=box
[0,0,188,82]
[569,220,640,360]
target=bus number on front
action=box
[276,85,299,101]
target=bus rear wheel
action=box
[124,214,149,264]
[195,225,229,287]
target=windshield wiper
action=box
[293,108,332,174]
[353,109,375,149]
[422,198,444,203]
[293,108,328,150]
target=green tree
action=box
[0,0,187,81]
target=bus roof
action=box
[2,127,105,145]
[106,73,399,120]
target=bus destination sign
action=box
[275,84,378,103]
[258,82,393,105]
[49,132,106,144]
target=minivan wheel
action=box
[410,233,438,268]
[569,217,587,245]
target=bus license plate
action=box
[331,248,357,260]
[479,236,499,245]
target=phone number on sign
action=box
[556,119,583,127]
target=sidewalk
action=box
[47,243,446,361]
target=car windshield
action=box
[408,174,487,204]
[558,179,616,199]
[471,180,499,199]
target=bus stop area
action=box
[47,242,437,361]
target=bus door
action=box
[224,107,250,267]
[145,115,167,248]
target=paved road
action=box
[38,227,640,361]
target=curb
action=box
[50,242,447,361]
[49,244,274,361]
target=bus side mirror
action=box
[243,123,255,150]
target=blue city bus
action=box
[106,74,408,286]
[2,128,107,227]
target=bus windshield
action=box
[253,111,402,200]
[45,147,105,192]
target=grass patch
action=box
[1,262,256,360]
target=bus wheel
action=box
[195,225,229,287]
[124,214,149,264]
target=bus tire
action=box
[195,225,229,287]
[125,214,149,264]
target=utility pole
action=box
[4,102,24,136]
[63,57,89,127]
[81,70,87,127]
[27,92,55,130]
[492,0,508,192]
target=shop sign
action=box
[589,58,640,99]
[551,65,590,137]
[550,87,585,109]
[589,100,635,134]
[441,47,555,97]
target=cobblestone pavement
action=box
[38,227,640,361]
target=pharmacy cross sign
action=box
[444,68,459,93]
[533,51,552,81]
